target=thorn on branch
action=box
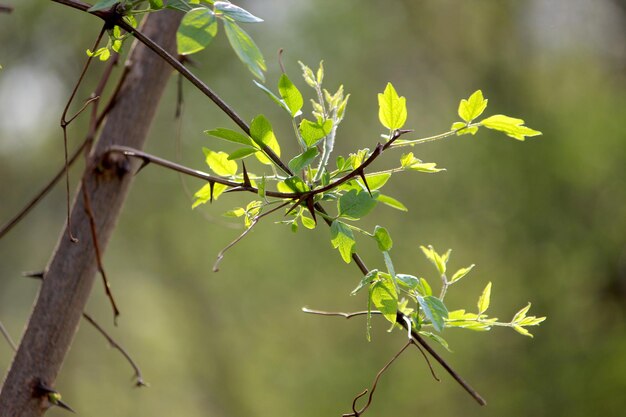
[358,171,372,197]
[34,380,76,413]
[21,270,45,279]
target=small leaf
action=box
[395,274,418,289]
[420,331,451,352]
[352,269,379,295]
[512,302,531,323]
[214,1,263,23]
[376,194,408,211]
[418,295,448,332]
[88,0,119,12]
[378,82,407,130]
[450,264,475,283]
[416,277,432,297]
[420,245,447,276]
[371,278,398,325]
[223,20,266,81]
[252,80,291,114]
[177,8,218,55]
[227,147,257,160]
[278,73,303,118]
[283,176,309,193]
[224,207,245,217]
[299,118,333,147]
[288,147,319,173]
[205,128,254,146]
[360,173,391,191]
[203,148,238,176]
[250,115,280,165]
[149,0,164,10]
[192,182,227,207]
[330,220,355,263]
[458,90,488,122]
[477,282,492,314]
[300,213,316,230]
[451,121,479,136]
[373,226,392,251]
[338,189,377,220]
[480,114,542,141]
[513,325,533,337]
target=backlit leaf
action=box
[278,73,303,117]
[177,8,218,55]
[205,128,254,146]
[299,118,333,147]
[203,148,237,176]
[378,82,407,130]
[376,194,407,211]
[371,278,398,325]
[450,264,475,283]
[480,114,542,141]
[458,90,488,122]
[250,115,280,165]
[214,1,263,23]
[418,295,448,332]
[223,19,266,80]
[338,189,377,220]
[288,147,319,173]
[477,282,492,314]
[330,220,355,263]
[373,226,392,251]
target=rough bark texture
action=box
[0,10,182,416]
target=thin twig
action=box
[343,340,413,417]
[301,308,381,319]
[213,201,291,271]
[0,320,17,352]
[82,312,147,386]
[410,340,440,382]
[59,24,107,242]
[82,183,121,323]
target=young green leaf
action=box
[205,127,254,146]
[250,115,280,165]
[226,147,257,160]
[352,269,379,295]
[192,182,227,207]
[203,148,238,176]
[450,264,475,283]
[376,194,408,211]
[451,121,479,136]
[278,73,303,118]
[359,173,391,191]
[252,80,291,114]
[420,245,447,276]
[223,19,266,80]
[395,274,418,289]
[371,279,398,325]
[458,90,488,123]
[214,1,263,23]
[283,176,309,193]
[300,213,316,230]
[177,8,218,55]
[299,118,333,147]
[480,114,542,141]
[165,0,193,12]
[149,0,164,10]
[338,189,377,220]
[288,147,319,173]
[373,225,393,251]
[418,295,448,332]
[330,221,355,263]
[378,82,407,130]
[419,331,451,352]
[477,282,492,314]
[416,277,433,297]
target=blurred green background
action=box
[1,1,625,416]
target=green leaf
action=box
[338,189,377,220]
[477,282,492,314]
[203,148,237,176]
[165,0,193,12]
[300,213,316,229]
[420,331,451,352]
[395,274,418,289]
[288,147,319,173]
[88,0,119,12]
[512,303,531,323]
[250,115,280,165]
[418,295,448,332]
[376,194,407,211]
[177,8,218,55]
[371,279,398,325]
[450,264,475,283]
[214,1,263,23]
[330,220,355,263]
[458,90,488,122]
[223,19,266,81]
[378,82,407,130]
[192,182,227,207]
[420,245,447,276]
[373,225,392,251]
[252,80,291,114]
[283,176,309,193]
[480,114,542,141]
[416,277,432,297]
[149,0,164,10]
[278,74,303,117]
[451,121,479,136]
[224,207,245,217]
[513,325,533,337]
[400,152,444,173]
[352,269,379,295]
[299,118,333,147]
[205,128,254,146]
[227,147,257,160]
[360,173,391,191]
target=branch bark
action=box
[0,10,182,416]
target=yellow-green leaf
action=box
[458,90,488,122]
[203,148,237,176]
[250,115,280,165]
[371,278,398,324]
[480,114,542,141]
[477,282,492,314]
[378,82,407,130]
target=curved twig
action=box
[0,320,17,352]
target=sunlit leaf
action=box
[330,220,355,263]
[458,90,488,122]
[418,295,448,332]
[205,127,254,146]
[177,8,218,55]
[477,282,492,314]
[223,19,266,80]
[288,147,319,173]
[376,194,407,211]
[450,264,475,283]
[252,80,291,114]
[278,73,303,117]
[373,225,392,251]
[338,189,377,220]
[250,115,280,165]
[371,278,398,325]
[203,148,237,176]
[480,114,542,141]
[378,82,407,130]
[352,269,379,295]
[299,118,333,147]
[214,1,263,23]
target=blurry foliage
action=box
[1,1,626,417]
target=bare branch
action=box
[301,308,381,319]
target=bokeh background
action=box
[1,1,625,416]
